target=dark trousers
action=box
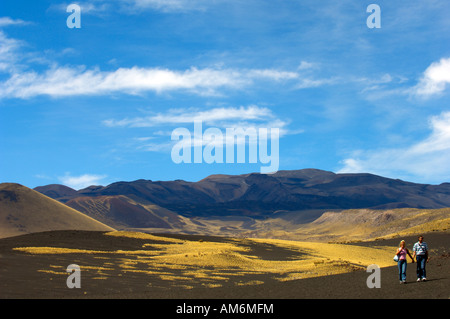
[416,255,427,279]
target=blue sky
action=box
[0,0,449,189]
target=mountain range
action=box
[1,169,449,240]
[32,169,450,232]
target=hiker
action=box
[412,235,429,282]
[396,240,414,284]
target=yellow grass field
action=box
[13,231,395,288]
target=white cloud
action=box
[105,105,297,153]
[296,77,337,89]
[0,17,30,27]
[51,0,213,14]
[409,112,450,153]
[103,105,275,127]
[130,0,188,10]
[50,2,111,16]
[58,174,107,190]
[0,31,24,73]
[414,57,450,97]
[247,69,298,81]
[104,105,294,136]
[0,30,60,74]
[338,111,450,183]
[0,28,326,99]
[297,61,316,70]
[123,0,212,12]
[0,65,302,99]
[354,58,450,101]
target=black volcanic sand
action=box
[0,231,448,299]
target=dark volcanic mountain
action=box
[34,184,79,203]
[35,169,450,222]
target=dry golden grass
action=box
[37,269,67,275]
[14,247,106,255]
[235,280,264,286]
[104,231,183,243]
[14,231,396,288]
[131,208,450,244]
[278,208,450,243]
[376,217,450,239]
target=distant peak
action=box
[199,174,234,182]
[272,169,336,179]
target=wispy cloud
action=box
[338,111,450,183]
[128,0,196,11]
[104,105,294,136]
[0,29,347,100]
[51,0,220,14]
[0,64,303,99]
[49,2,111,16]
[104,105,275,127]
[0,30,323,99]
[104,105,296,153]
[0,17,30,27]
[0,30,23,73]
[58,173,107,190]
[353,57,450,101]
[120,0,216,12]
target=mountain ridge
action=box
[35,169,450,213]
[32,169,450,232]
